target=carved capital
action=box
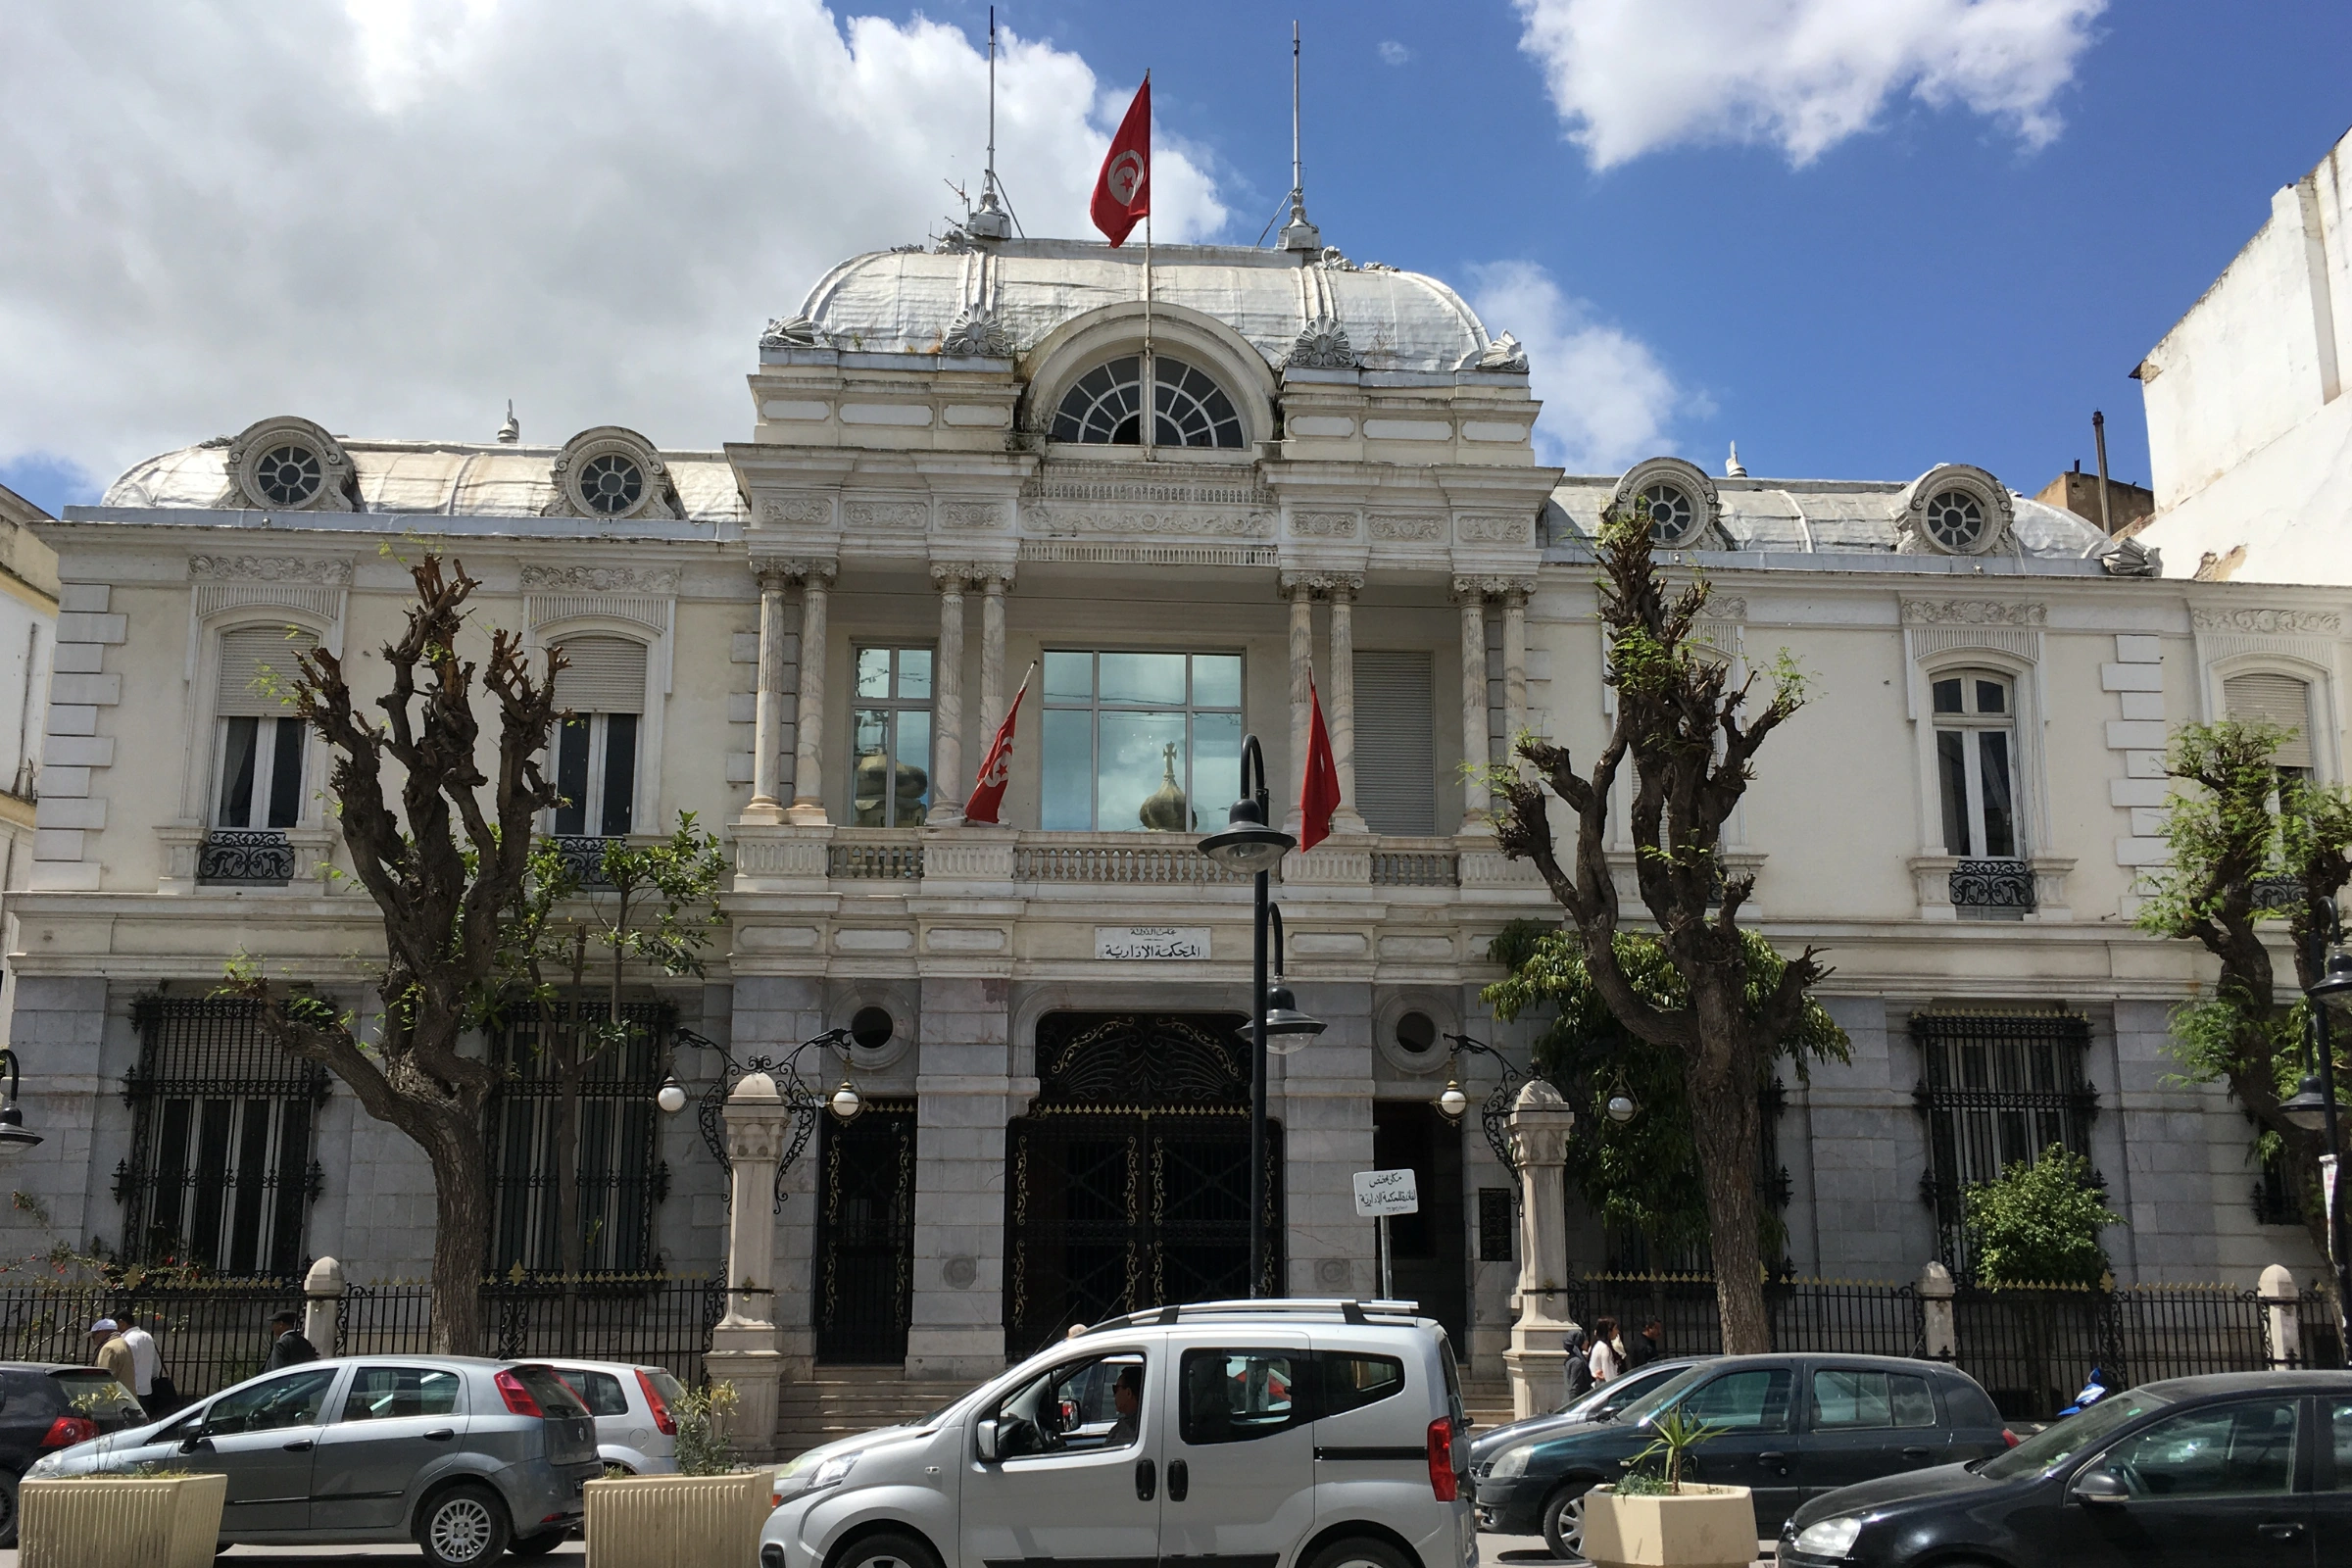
[930,562,988,590]
[1278,570,1365,599]
[1452,574,1538,602]
[749,557,838,585]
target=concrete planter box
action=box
[1582,1483,1756,1568]
[584,1468,776,1568]
[19,1473,227,1568]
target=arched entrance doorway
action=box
[1004,1012,1281,1355]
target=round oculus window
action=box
[1395,1010,1438,1055]
[1923,488,1988,552]
[850,1005,896,1053]
[254,444,323,506]
[1639,481,1694,541]
[579,453,645,515]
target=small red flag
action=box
[1299,673,1341,851]
[1090,75,1152,247]
[963,665,1033,825]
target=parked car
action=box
[760,1298,1476,1568]
[1780,1368,2352,1568]
[24,1356,601,1567]
[0,1362,148,1546]
[1468,1356,1714,1479]
[1473,1352,2010,1559]
[546,1359,686,1474]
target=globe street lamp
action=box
[1200,735,1304,1297]
[2300,939,2352,1347]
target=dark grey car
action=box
[24,1356,600,1566]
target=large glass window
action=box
[1041,651,1242,832]
[853,646,933,827]
[1932,670,2020,858]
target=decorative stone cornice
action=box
[2190,606,2341,636]
[1901,599,2047,626]
[519,564,680,594]
[842,499,928,530]
[1288,510,1358,539]
[749,558,837,585]
[1457,513,1534,545]
[759,493,832,526]
[189,554,353,585]
[939,501,1009,531]
[1368,513,1445,542]
[1022,462,1276,545]
[1701,596,1747,621]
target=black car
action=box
[1473,1352,2010,1559]
[0,1361,147,1544]
[1781,1369,2352,1568]
[1469,1357,1714,1476]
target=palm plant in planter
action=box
[1582,1409,1756,1568]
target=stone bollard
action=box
[706,1072,790,1460]
[1503,1079,1581,1420]
[1917,1260,1956,1362]
[302,1255,346,1360]
[2260,1263,2302,1368]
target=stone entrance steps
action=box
[1462,1379,1516,1433]
[775,1371,968,1460]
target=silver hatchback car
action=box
[25,1355,600,1567]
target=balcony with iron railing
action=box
[813,828,1469,889]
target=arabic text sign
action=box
[1352,1168,1420,1218]
[1095,925,1211,961]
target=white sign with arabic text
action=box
[1095,926,1211,961]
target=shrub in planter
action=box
[19,1471,227,1568]
[1580,1410,1757,1568]
[585,1382,776,1568]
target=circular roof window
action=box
[1923,489,1988,553]
[579,453,645,516]
[850,1005,896,1053]
[1640,481,1699,546]
[254,444,323,507]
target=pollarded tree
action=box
[2135,718,2352,1261]
[1490,504,1827,1353]
[229,556,563,1354]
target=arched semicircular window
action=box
[1052,354,1245,449]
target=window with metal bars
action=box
[484,1000,673,1277]
[115,998,327,1279]
[1911,1010,2099,1277]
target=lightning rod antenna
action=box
[967,5,1012,239]
[1278,20,1321,252]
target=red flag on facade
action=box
[1090,75,1152,247]
[1299,673,1342,851]
[963,664,1034,825]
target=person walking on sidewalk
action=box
[86,1319,135,1392]
[263,1309,318,1370]
[1587,1316,1623,1385]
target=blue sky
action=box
[5,1,2350,515]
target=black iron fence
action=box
[0,1273,722,1401]
[1567,1273,1924,1363]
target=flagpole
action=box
[1142,69,1154,464]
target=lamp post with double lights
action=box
[2294,938,2352,1346]
[1200,735,1322,1297]
[656,1025,865,1213]
[1433,1032,1630,1179]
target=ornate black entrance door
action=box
[1004,1013,1282,1355]
[814,1100,915,1363]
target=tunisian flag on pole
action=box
[963,663,1035,825]
[1091,75,1151,247]
[1299,673,1342,851]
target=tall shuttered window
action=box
[550,635,646,837]
[1352,652,1436,835]
[2225,673,2317,777]
[116,998,327,1279]
[213,628,316,831]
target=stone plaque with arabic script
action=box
[1095,925,1211,961]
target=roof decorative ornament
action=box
[497,401,519,445]
[941,308,1015,359]
[222,416,359,513]
[1473,333,1529,373]
[1285,316,1358,371]
[760,315,822,350]
[1725,442,1746,478]
[2094,534,2162,577]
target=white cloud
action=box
[1468,262,1683,473]
[1513,0,2105,169]
[1378,40,1411,67]
[0,0,1227,486]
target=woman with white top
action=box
[1588,1314,1623,1384]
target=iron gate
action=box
[814,1099,916,1363]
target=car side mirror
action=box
[975,1419,1000,1462]
[178,1431,213,1454]
[2069,1467,2129,1507]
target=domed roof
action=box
[789,238,1501,376]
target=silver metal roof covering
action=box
[1546,475,2108,560]
[794,239,1496,374]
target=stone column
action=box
[930,566,968,825]
[1918,1260,1957,1361]
[2260,1262,2302,1368]
[787,565,835,826]
[1284,576,1316,836]
[1501,587,1529,772]
[1327,578,1368,835]
[708,1071,791,1457]
[1504,1078,1580,1419]
[1456,583,1492,834]
[979,569,1011,736]
[301,1255,345,1359]
[743,568,790,824]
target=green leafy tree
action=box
[2134,719,2352,1259]
[1962,1147,2122,1287]
[1489,503,1829,1353]
[1484,920,1848,1268]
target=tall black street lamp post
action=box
[2294,930,2352,1349]
[1199,735,1320,1297]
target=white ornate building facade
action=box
[2,232,2335,1383]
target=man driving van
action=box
[1105,1364,1143,1446]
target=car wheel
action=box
[1300,1536,1413,1568]
[1542,1481,1592,1562]
[0,1470,18,1549]
[416,1482,512,1568]
[831,1530,944,1568]
[509,1528,567,1558]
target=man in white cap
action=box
[119,1314,163,1415]
[86,1318,134,1393]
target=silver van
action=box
[761,1299,1476,1568]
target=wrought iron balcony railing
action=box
[197,829,294,887]
[1949,858,2034,913]
[548,835,617,888]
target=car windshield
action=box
[1610,1364,1713,1428]
[1563,1361,1689,1421]
[1976,1390,2174,1480]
